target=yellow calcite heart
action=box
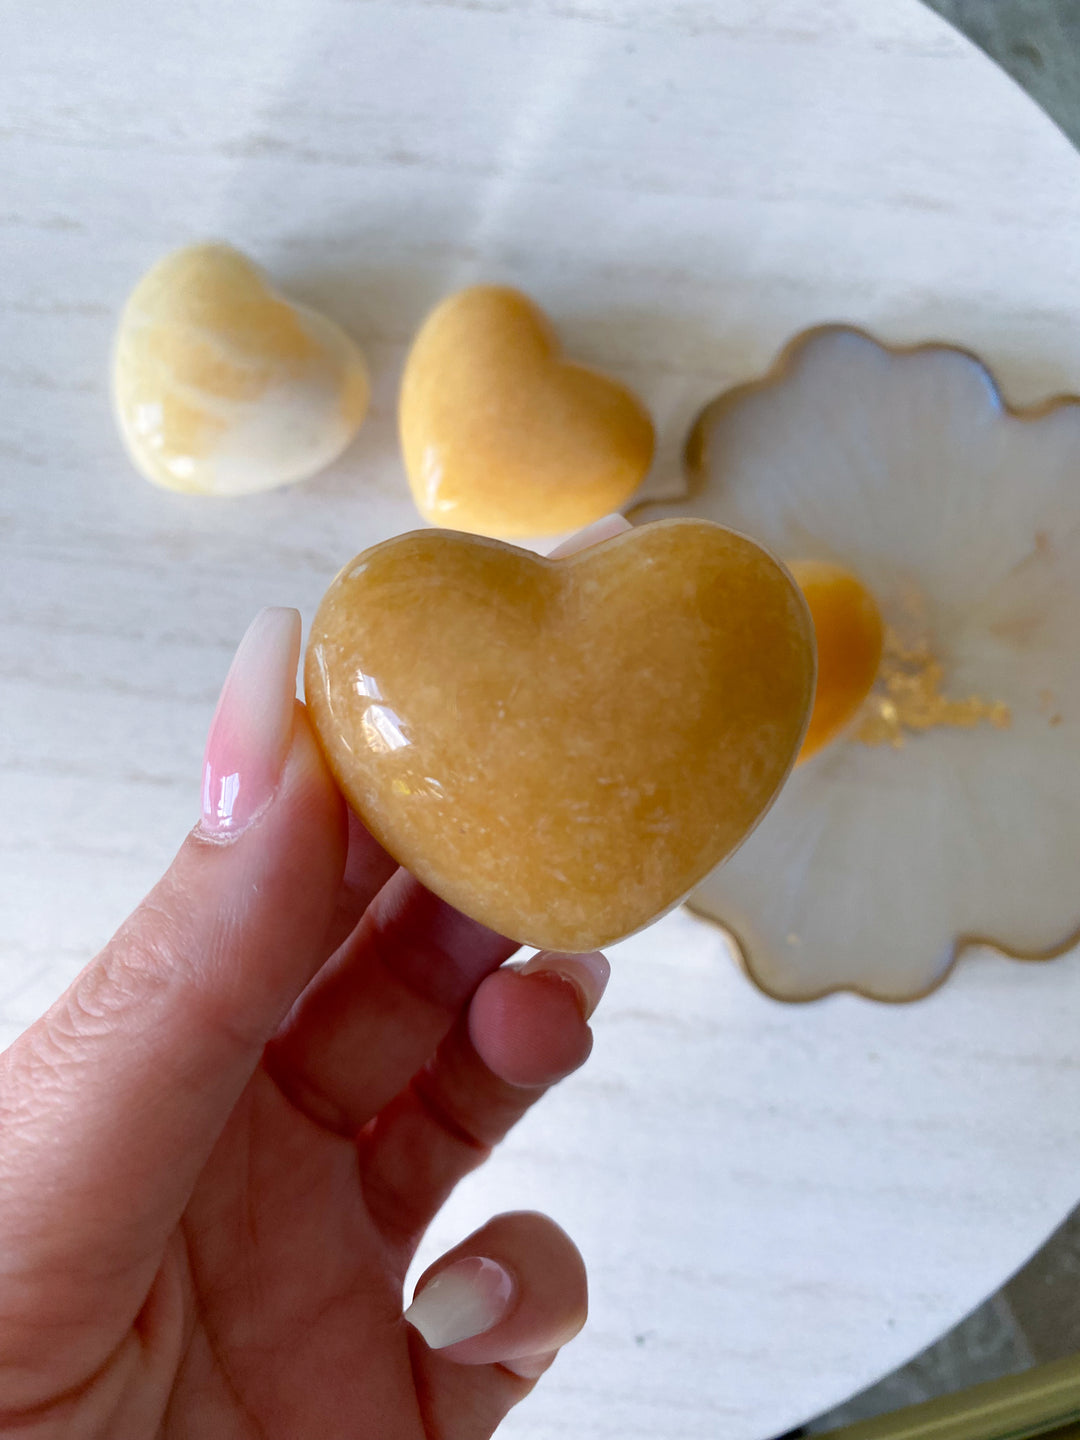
[112,242,369,496]
[305,520,815,950]
[398,285,655,538]
[788,560,884,762]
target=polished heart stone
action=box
[398,285,655,538]
[304,520,815,951]
[112,242,369,496]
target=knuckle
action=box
[68,904,186,1038]
[10,884,199,1090]
[410,1065,492,1154]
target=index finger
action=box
[266,870,520,1135]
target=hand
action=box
[0,604,610,1439]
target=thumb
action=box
[0,609,347,1396]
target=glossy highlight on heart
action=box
[304,520,815,950]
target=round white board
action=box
[4,2,1080,1435]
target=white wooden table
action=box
[4,2,1080,1435]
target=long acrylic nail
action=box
[404,1257,515,1349]
[520,950,611,1020]
[547,512,632,558]
[199,608,301,837]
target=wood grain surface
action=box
[4,2,1080,1435]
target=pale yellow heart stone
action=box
[305,520,815,950]
[399,285,655,538]
[112,242,369,496]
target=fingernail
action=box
[404,1257,514,1349]
[503,1348,560,1380]
[546,512,632,558]
[520,950,610,1020]
[200,608,301,837]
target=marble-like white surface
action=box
[4,2,1080,1435]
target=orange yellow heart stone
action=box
[112,242,369,495]
[304,520,815,950]
[788,560,884,762]
[398,285,655,538]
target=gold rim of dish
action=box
[638,321,1080,1003]
[690,904,1080,1007]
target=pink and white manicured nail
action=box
[546,512,632,559]
[199,608,301,837]
[404,1257,515,1349]
[519,950,611,1020]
